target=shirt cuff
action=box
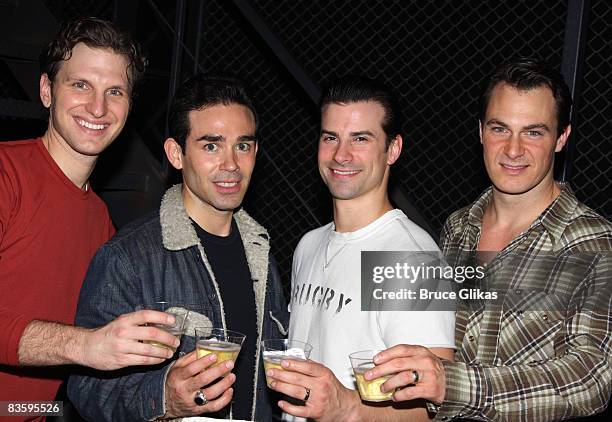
[434,360,486,421]
[147,361,176,421]
[0,314,32,365]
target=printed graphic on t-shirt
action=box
[291,282,353,314]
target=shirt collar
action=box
[465,182,579,248]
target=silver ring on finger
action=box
[194,389,208,406]
[411,370,420,384]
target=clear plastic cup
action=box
[262,339,312,387]
[349,350,393,402]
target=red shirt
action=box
[0,139,114,418]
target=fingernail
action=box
[281,360,289,368]
[365,371,372,380]
[225,360,234,369]
[266,369,273,376]
[373,355,381,364]
[209,354,217,361]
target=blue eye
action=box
[236,143,252,152]
[204,143,218,152]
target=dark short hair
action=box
[479,58,572,136]
[320,75,402,149]
[40,17,146,93]
[168,74,258,152]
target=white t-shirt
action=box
[288,209,455,389]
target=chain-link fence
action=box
[190,0,570,285]
[2,0,611,289]
[572,0,612,220]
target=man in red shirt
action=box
[0,17,179,412]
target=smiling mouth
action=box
[216,181,239,188]
[76,118,109,131]
[500,163,529,170]
[331,169,359,175]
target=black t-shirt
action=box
[193,218,257,420]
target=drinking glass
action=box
[195,327,246,366]
[140,302,188,352]
[349,350,393,402]
[261,339,312,387]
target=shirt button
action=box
[468,335,475,342]
[517,310,523,317]
[515,289,522,294]
[542,313,548,321]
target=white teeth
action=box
[217,182,238,187]
[332,169,358,175]
[77,119,107,130]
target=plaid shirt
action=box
[437,183,612,421]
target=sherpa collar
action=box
[159,183,270,253]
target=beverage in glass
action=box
[349,350,393,402]
[195,328,246,365]
[262,339,312,387]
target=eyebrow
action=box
[349,130,375,137]
[486,119,550,132]
[523,123,550,132]
[195,134,257,143]
[320,130,376,137]
[321,129,338,137]
[196,134,224,142]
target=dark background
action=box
[1,0,610,420]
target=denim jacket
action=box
[67,184,289,421]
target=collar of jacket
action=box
[159,183,270,419]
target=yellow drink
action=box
[144,326,183,352]
[354,368,393,402]
[263,355,285,387]
[196,340,241,364]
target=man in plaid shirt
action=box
[366,59,612,421]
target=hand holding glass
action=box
[195,327,246,365]
[141,302,188,352]
[262,339,312,387]
[350,350,393,402]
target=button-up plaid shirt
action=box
[437,184,612,421]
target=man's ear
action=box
[555,124,571,153]
[40,74,52,108]
[386,135,403,165]
[164,138,184,170]
[479,120,483,144]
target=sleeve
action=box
[0,155,32,365]
[67,243,171,422]
[435,253,612,421]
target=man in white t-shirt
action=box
[267,76,455,421]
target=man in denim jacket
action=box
[68,74,289,421]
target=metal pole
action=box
[560,0,590,181]
[229,0,321,105]
[193,0,205,75]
